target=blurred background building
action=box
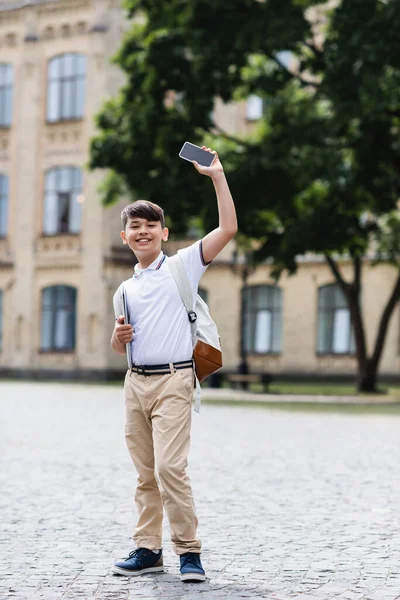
[0,0,399,381]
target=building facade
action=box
[0,0,399,381]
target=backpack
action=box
[167,254,223,384]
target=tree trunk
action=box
[324,254,400,394]
[357,361,378,393]
[325,255,400,394]
[345,288,369,384]
[358,272,400,393]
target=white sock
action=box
[151,549,161,554]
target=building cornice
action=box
[0,0,66,13]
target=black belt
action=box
[130,359,193,376]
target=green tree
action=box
[90,0,400,392]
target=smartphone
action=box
[179,142,215,167]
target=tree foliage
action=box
[90,0,400,390]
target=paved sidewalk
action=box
[1,381,400,600]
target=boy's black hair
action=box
[121,200,165,229]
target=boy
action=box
[111,147,237,582]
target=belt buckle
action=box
[137,365,146,375]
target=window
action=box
[43,167,83,235]
[0,174,9,238]
[242,285,282,353]
[0,64,13,127]
[317,284,355,354]
[47,54,86,122]
[0,289,3,351]
[246,95,264,121]
[276,50,293,70]
[40,286,77,351]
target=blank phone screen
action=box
[179,142,215,167]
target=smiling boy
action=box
[111,147,237,582]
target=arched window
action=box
[0,174,9,238]
[317,283,355,354]
[242,285,282,353]
[40,285,77,351]
[47,53,86,122]
[0,64,13,127]
[43,166,83,235]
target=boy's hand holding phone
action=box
[179,142,224,179]
[193,146,224,178]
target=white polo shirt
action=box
[114,240,210,366]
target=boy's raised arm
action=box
[193,147,238,264]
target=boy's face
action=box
[121,217,169,257]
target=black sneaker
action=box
[180,552,206,582]
[112,548,164,577]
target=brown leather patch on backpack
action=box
[193,339,223,383]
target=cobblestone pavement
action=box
[1,381,400,600]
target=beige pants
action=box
[123,367,201,555]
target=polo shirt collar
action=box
[134,251,165,277]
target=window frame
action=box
[40,285,77,353]
[316,283,355,356]
[242,284,282,355]
[0,173,9,239]
[47,53,86,123]
[43,166,83,236]
[0,63,13,128]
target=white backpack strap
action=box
[167,255,197,344]
[168,254,201,413]
[194,377,201,414]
